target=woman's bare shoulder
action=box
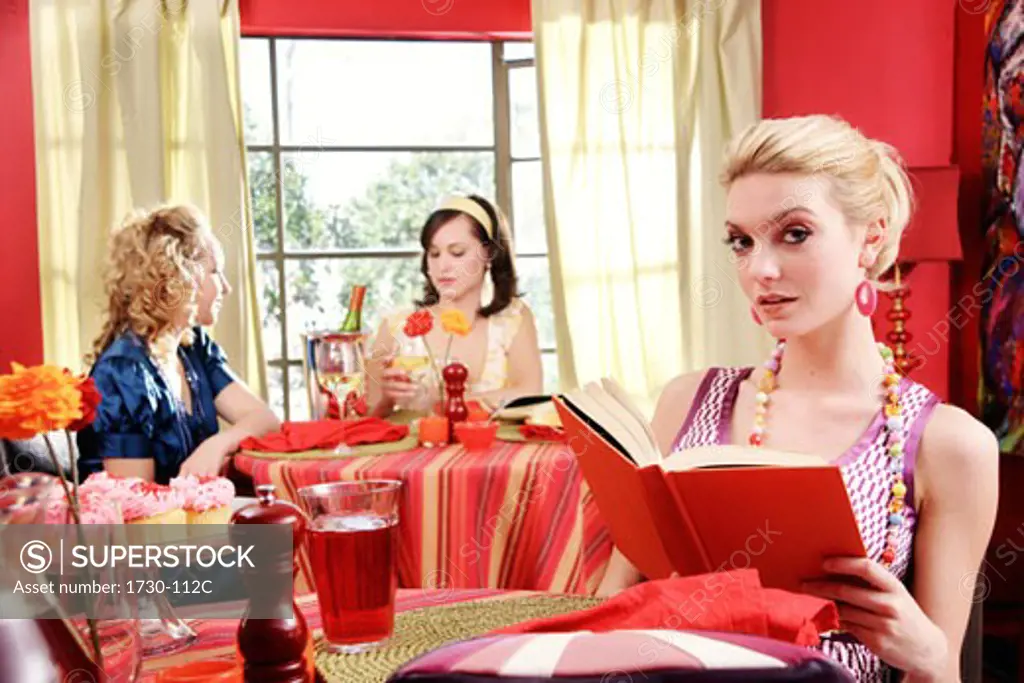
[658,371,709,405]
[916,403,999,508]
[651,370,712,453]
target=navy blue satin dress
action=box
[77,327,239,484]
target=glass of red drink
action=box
[297,480,402,653]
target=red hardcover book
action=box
[554,380,865,593]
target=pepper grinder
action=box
[442,361,470,441]
[232,484,312,683]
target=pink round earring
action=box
[855,280,877,316]
[750,306,762,325]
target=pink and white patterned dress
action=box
[669,367,940,683]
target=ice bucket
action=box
[301,330,368,420]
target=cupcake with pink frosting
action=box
[170,474,235,526]
[44,488,124,525]
[79,471,144,497]
[79,471,183,525]
[118,482,186,526]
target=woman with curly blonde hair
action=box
[77,204,279,483]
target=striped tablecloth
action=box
[232,442,612,595]
[142,588,534,681]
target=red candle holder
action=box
[418,415,450,447]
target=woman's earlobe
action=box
[864,220,886,246]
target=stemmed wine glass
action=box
[390,336,436,413]
[315,333,367,451]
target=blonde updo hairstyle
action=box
[89,204,210,364]
[720,114,914,284]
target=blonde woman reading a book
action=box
[366,195,543,415]
[595,116,998,683]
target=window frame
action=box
[246,36,551,419]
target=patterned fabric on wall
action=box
[981,0,1024,457]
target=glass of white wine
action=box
[391,336,435,413]
[316,333,366,451]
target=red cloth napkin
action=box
[239,418,410,453]
[493,569,838,647]
[518,424,566,442]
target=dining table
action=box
[231,423,613,596]
[142,587,603,682]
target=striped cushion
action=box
[389,629,855,682]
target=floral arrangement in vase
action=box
[0,362,105,668]
[401,308,471,406]
[401,309,474,444]
[0,363,102,523]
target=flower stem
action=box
[44,434,101,669]
[0,440,10,478]
[443,335,454,368]
[42,434,80,526]
[65,430,80,517]
[421,337,445,408]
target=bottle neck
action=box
[340,285,366,332]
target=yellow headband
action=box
[437,196,494,240]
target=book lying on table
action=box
[554,379,866,593]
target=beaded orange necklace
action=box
[748,340,907,569]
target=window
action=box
[240,38,557,419]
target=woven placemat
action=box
[316,595,601,682]
[240,434,421,461]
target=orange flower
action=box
[0,363,84,440]
[440,309,471,337]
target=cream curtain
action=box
[30,0,265,396]
[533,0,773,414]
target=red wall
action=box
[0,0,43,370]
[239,0,531,39]
[763,0,961,404]
[951,8,987,414]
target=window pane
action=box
[240,38,273,145]
[542,351,559,394]
[280,151,495,252]
[249,151,279,252]
[511,161,546,254]
[276,40,494,147]
[259,260,282,360]
[509,66,540,159]
[503,42,535,61]
[288,365,311,422]
[284,257,422,359]
[267,366,285,420]
[517,256,555,350]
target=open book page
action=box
[599,377,660,455]
[561,383,661,466]
[661,444,831,472]
[581,382,659,462]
